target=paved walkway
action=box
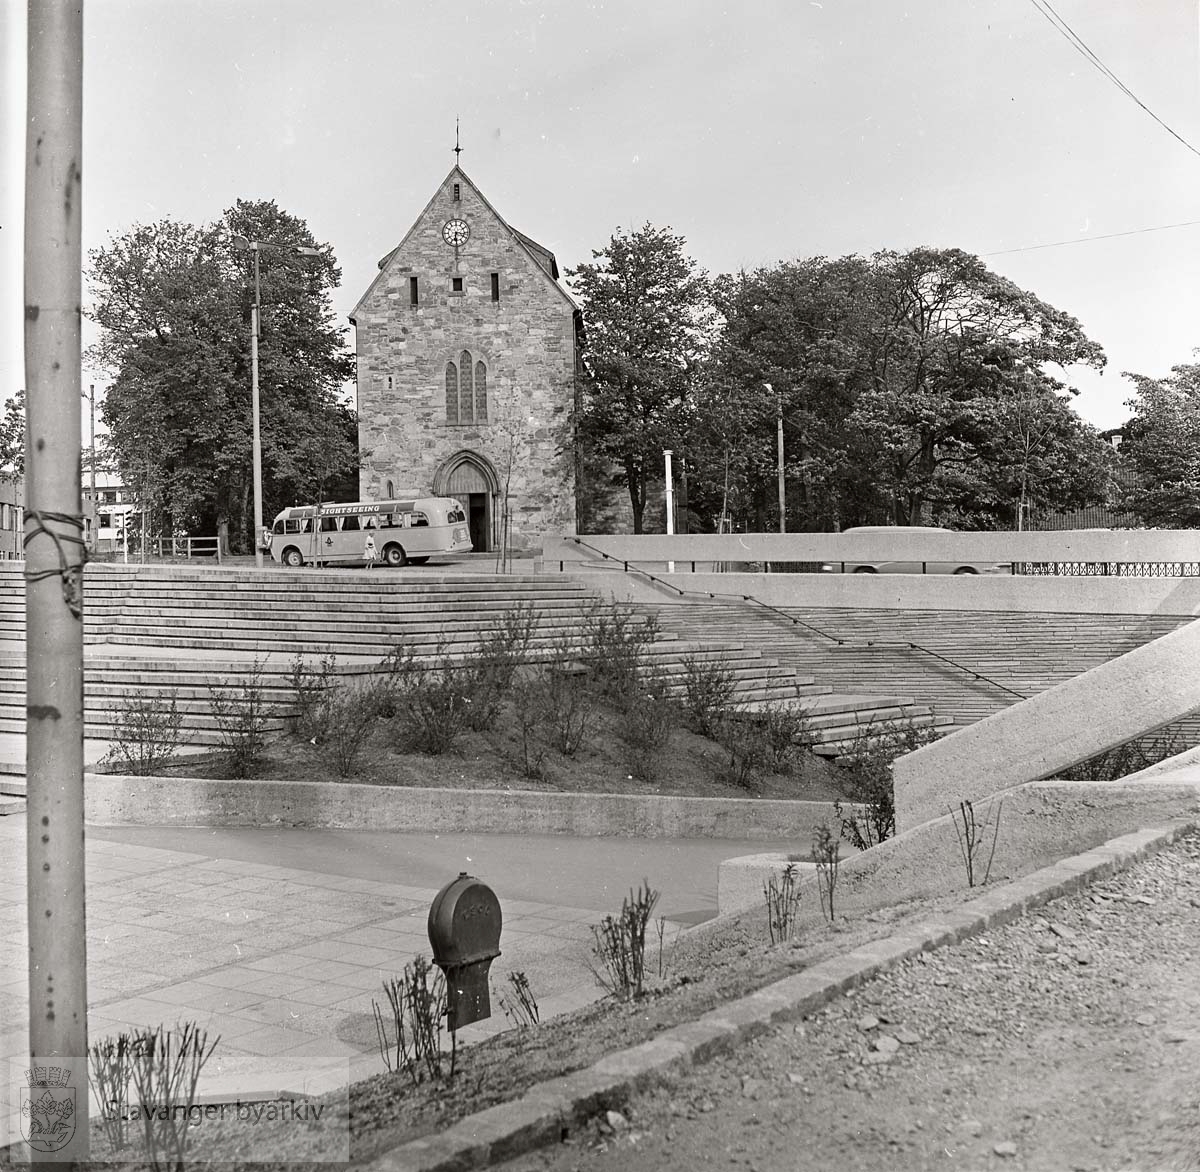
[0,813,794,1148]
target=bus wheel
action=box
[407,556,429,565]
[282,546,304,568]
[383,543,407,567]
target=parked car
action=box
[825,526,1011,575]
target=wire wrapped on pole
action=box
[23,508,87,619]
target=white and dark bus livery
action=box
[267,497,473,567]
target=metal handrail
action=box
[564,537,1030,701]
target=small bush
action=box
[619,673,676,782]
[372,957,454,1085]
[589,880,659,1000]
[509,673,549,781]
[714,715,770,790]
[761,705,813,774]
[581,600,660,697]
[496,971,540,1029]
[949,797,1002,888]
[537,665,597,757]
[308,676,390,778]
[836,718,937,849]
[208,660,272,778]
[118,1021,219,1172]
[288,651,338,742]
[681,652,736,736]
[813,822,841,923]
[764,862,802,944]
[1059,732,1188,781]
[461,604,540,732]
[104,691,190,776]
[400,670,470,755]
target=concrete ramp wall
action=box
[893,617,1200,829]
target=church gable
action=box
[351,166,575,322]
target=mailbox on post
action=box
[427,872,502,1030]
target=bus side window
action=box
[300,518,312,534]
[342,515,361,531]
[364,516,378,529]
[409,512,429,528]
[320,516,338,532]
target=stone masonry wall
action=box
[353,168,577,549]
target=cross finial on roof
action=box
[454,119,462,163]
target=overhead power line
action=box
[1028,0,1200,161]
[986,218,1200,256]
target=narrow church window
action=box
[490,272,500,302]
[474,362,488,421]
[409,277,419,306]
[459,350,472,423]
[445,362,459,424]
[452,277,464,293]
[453,183,461,201]
[386,480,395,499]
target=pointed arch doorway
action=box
[434,450,499,553]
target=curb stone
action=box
[362,817,1197,1172]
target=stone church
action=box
[351,165,581,553]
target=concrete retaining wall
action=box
[576,569,1200,617]
[711,777,1200,923]
[83,774,845,840]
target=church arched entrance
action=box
[433,450,500,553]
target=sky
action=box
[3,0,1200,435]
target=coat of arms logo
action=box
[20,1065,76,1152]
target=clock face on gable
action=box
[442,219,470,247]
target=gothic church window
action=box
[445,351,489,425]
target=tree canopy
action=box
[1119,361,1200,528]
[87,199,357,552]
[569,224,716,533]
[0,389,25,482]
[682,247,1111,531]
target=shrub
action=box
[509,672,549,781]
[764,862,802,944]
[760,704,813,774]
[1059,731,1188,781]
[714,715,770,790]
[287,651,338,742]
[372,958,454,1085]
[308,676,391,778]
[399,668,470,755]
[208,660,272,778]
[496,971,540,1029]
[581,600,660,698]
[104,691,190,776]
[949,797,1002,888]
[619,673,676,782]
[681,652,736,736]
[96,1021,219,1172]
[537,665,597,757]
[813,822,841,923]
[589,880,659,1000]
[836,718,937,850]
[460,604,540,732]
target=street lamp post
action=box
[231,235,320,568]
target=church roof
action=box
[351,166,576,322]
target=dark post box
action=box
[427,872,502,1029]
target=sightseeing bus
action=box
[267,497,473,567]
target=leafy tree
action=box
[0,388,25,481]
[1120,362,1200,527]
[704,248,1108,530]
[87,200,357,553]
[569,224,716,533]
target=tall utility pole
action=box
[25,0,89,1161]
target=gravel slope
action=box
[500,832,1200,1172]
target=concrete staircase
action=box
[641,600,1200,733]
[0,564,941,771]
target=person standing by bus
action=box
[362,531,378,569]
